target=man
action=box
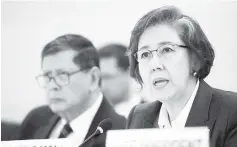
[98,44,142,117]
[14,34,126,146]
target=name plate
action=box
[1,138,77,147]
[106,127,209,147]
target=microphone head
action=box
[98,118,113,133]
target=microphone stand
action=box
[78,128,102,147]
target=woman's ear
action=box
[190,52,201,75]
[89,66,101,92]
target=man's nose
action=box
[45,78,60,91]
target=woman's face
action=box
[138,24,194,102]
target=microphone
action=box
[78,118,113,147]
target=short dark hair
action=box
[98,44,129,71]
[128,6,215,85]
[41,34,99,70]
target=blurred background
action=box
[1,0,237,126]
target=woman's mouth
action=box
[152,78,169,88]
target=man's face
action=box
[41,50,91,114]
[100,57,129,105]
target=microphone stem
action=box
[78,129,100,147]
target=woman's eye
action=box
[162,47,174,53]
[141,52,151,58]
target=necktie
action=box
[58,124,73,138]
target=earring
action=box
[193,71,197,77]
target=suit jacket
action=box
[1,121,20,141]
[13,97,126,147]
[126,80,237,147]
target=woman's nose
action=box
[149,54,164,72]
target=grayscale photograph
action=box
[1,1,237,147]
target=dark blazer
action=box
[1,121,20,141]
[126,80,237,147]
[13,97,126,147]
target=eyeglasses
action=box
[133,43,187,63]
[36,68,87,88]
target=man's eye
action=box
[141,52,151,58]
[42,72,51,77]
[57,74,68,81]
[56,70,70,75]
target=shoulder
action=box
[210,88,237,132]
[211,88,237,146]
[22,105,54,126]
[126,101,161,128]
[28,105,53,116]
[212,88,237,100]
[199,80,237,114]
[12,105,55,140]
[1,121,20,141]
[129,101,161,116]
[212,88,237,113]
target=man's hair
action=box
[41,34,99,69]
[128,6,215,86]
[98,44,129,71]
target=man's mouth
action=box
[50,97,63,103]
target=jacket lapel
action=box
[33,114,60,139]
[142,101,162,128]
[185,80,217,135]
[85,97,112,139]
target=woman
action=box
[126,6,237,147]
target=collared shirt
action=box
[158,80,200,128]
[50,93,103,144]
